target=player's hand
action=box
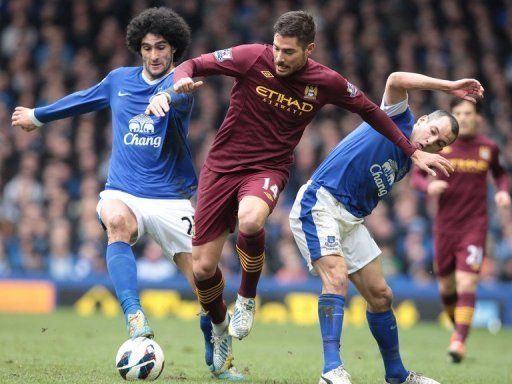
[495,191,511,208]
[173,77,203,93]
[410,150,454,177]
[447,79,484,103]
[11,106,39,132]
[427,180,449,196]
[145,93,170,117]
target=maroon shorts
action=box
[192,166,288,246]
[434,229,486,277]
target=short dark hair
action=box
[449,98,482,114]
[126,7,190,62]
[427,110,459,138]
[273,11,315,47]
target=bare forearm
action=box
[388,72,452,92]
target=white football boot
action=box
[228,294,256,340]
[385,371,440,384]
[319,365,352,384]
[210,314,243,380]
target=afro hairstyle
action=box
[126,7,191,62]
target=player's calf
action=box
[228,294,256,340]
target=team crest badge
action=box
[304,85,318,100]
[479,146,490,161]
[324,235,339,249]
[346,82,358,97]
[213,48,233,62]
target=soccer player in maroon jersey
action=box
[411,99,510,363]
[147,11,454,377]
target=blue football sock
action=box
[318,294,345,373]
[200,313,213,366]
[106,241,141,316]
[367,310,408,383]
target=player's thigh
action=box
[146,199,195,263]
[237,196,269,233]
[237,169,288,219]
[434,230,457,278]
[96,191,141,244]
[289,183,344,274]
[193,167,240,246]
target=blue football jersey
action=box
[311,105,415,218]
[34,67,197,199]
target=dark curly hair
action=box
[126,7,191,62]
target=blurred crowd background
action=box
[0,0,511,284]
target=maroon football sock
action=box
[441,292,458,324]
[237,229,265,298]
[194,267,227,324]
[454,292,476,342]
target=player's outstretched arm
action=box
[383,72,484,105]
[11,106,40,132]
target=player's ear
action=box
[418,115,428,125]
[305,42,315,56]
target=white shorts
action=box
[289,182,381,275]
[96,190,194,261]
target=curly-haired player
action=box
[12,7,242,381]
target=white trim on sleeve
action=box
[29,109,44,127]
[380,95,409,117]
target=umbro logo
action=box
[118,91,131,96]
[261,71,274,78]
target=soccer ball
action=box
[115,337,165,381]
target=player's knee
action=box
[322,270,349,295]
[456,278,478,294]
[192,258,217,281]
[367,284,393,312]
[106,214,132,242]
[238,212,265,234]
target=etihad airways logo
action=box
[256,85,314,115]
[370,159,398,197]
[450,158,489,173]
[124,114,162,148]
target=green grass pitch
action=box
[0,310,511,383]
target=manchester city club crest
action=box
[304,85,318,100]
[479,146,490,161]
[346,82,358,97]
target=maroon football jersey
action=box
[412,134,509,232]
[174,44,416,173]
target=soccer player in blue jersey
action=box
[11,7,241,381]
[289,72,483,384]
